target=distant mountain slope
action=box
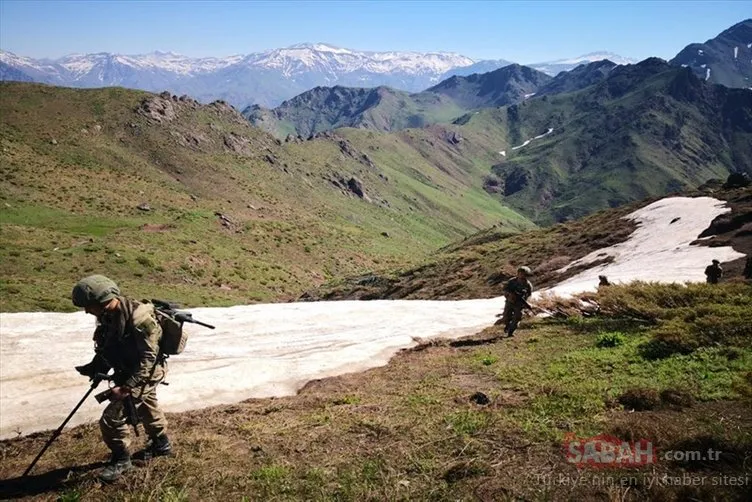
[0,82,534,311]
[248,57,751,225]
[670,18,752,88]
[438,59,514,79]
[244,61,628,137]
[0,61,34,82]
[425,64,552,108]
[530,51,637,76]
[456,58,752,222]
[243,85,464,138]
[537,59,618,95]
[244,65,552,136]
[0,45,478,108]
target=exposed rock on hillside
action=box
[137,92,178,122]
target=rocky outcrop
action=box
[445,131,463,145]
[347,177,365,198]
[223,133,253,156]
[137,92,177,122]
[170,130,212,149]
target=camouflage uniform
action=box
[72,275,171,481]
[499,276,533,336]
[94,297,168,453]
[704,262,723,284]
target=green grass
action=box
[1,205,139,237]
[0,82,535,311]
[2,284,751,501]
[468,326,752,441]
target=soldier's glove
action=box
[75,361,98,379]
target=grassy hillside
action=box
[251,59,752,226]
[302,197,645,301]
[244,86,466,138]
[0,83,533,312]
[304,186,752,302]
[2,283,750,501]
[468,60,752,223]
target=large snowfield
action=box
[0,196,745,439]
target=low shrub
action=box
[558,282,752,358]
[595,332,626,348]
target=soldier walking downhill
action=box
[71,275,172,482]
[495,266,534,337]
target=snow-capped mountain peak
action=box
[1,44,637,107]
[244,43,475,77]
[562,51,638,65]
[530,51,638,75]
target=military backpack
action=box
[151,299,215,356]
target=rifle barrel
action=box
[192,320,216,329]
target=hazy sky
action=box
[0,0,749,63]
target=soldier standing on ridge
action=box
[704,259,723,284]
[71,275,172,482]
[598,275,612,287]
[744,255,752,280]
[495,266,533,337]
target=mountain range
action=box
[243,61,628,138]
[0,44,634,108]
[249,53,751,224]
[242,19,752,139]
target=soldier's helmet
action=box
[712,259,720,265]
[518,266,532,275]
[72,275,120,307]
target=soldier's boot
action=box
[143,433,172,460]
[99,450,133,482]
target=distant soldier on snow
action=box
[745,255,752,280]
[495,266,533,337]
[71,275,172,482]
[704,259,723,284]
[598,275,611,287]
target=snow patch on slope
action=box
[511,127,554,150]
[0,196,744,439]
[548,197,743,297]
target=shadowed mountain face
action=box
[537,60,618,96]
[670,19,752,89]
[244,64,554,137]
[473,59,752,222]
[425,64,552,109]
[243,85,465,138]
